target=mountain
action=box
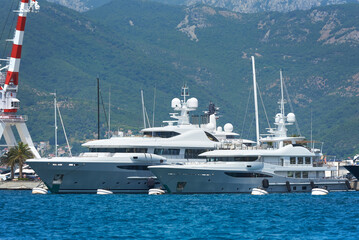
[154,0,359,13]
[0,0,358,158]
[46,0,112,12]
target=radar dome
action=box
[206,123,215,132]
[187,97,198,108]
[171,98,181,108]
[224,123,233,133]
[217,126,223,132]
[275,113,281,123]
[287,113,296,123]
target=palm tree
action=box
[1,151,16,179]
[1,142,34,179]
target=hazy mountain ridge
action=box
[47,0,359,13]
[0,0,358,157]
[154,0,359,12]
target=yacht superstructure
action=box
[27,86,252,193]
[149,59,350,194]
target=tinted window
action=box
[90,148,147,153]
[117,165,148,170]
[143,131,180,138]
[185,149,211,159]
[205,132,219,142]
[225,172,272,178]
[207,157,258,162]
[154,149,180,155]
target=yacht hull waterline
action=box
[27,154,164,194]
[149,165,349,194]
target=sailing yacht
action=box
[149,58,350,194]
[27,86,253,193]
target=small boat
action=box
[97,189,113,195]
[311,188,329,195]
[251,188,268,195]
[32,187,48,195]
[148,188,165,195]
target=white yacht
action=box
[27,86,253,193]
[148,59,350,194]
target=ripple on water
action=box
[1,191,359,239]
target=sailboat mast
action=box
[52,92,57,157]
[251,56,260,146]
[141,90,146,128]
[280,69,285,117]
[97,77,100,140]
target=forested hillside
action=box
[0,0,358,157]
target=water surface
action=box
[1,190,358,239]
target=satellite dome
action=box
[171,98,181,108]
[275,113,281,123]
[287,113,296,123]
[217,126,223,132]
[187,97,198,108]
[224,123,233,133]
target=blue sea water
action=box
[1,190,359,240]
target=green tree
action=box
[1,152,16,179]
[2,142,34,179]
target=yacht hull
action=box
[344,165,359,179]
[27,156,163,194]
[150,167,349,194]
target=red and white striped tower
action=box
[0,0,40,158]
[1,0,39,113]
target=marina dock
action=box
[0,181,40,190]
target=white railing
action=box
[0,115,28,122]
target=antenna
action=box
[280,69,285,117]
[141,90,146,128]
[152,87,156,127]
[251,56,260,146]
[97,77,100,139]
[108,87,111,138]
[50,91,58,157]
[57,103,72,157]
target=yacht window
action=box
[207,157,258,162]
[295,172,301,178]
[298,157,303,164]
[225,172,272,178]
[117,165,148,170]
[143,131,180,138]
[154,148,180,155]
[185,149,211,159]
[90,148,147,153]
[226,135,240,139]
[290,157,296,164]
[280,158,284,166]
[205,132,219,142]
[287,172,294,178]
[302,171,308,178]
[305,157,311,164]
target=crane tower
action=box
[0,0,40,158]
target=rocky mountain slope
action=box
[0,0,358,157]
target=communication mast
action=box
[0,0,40,158]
